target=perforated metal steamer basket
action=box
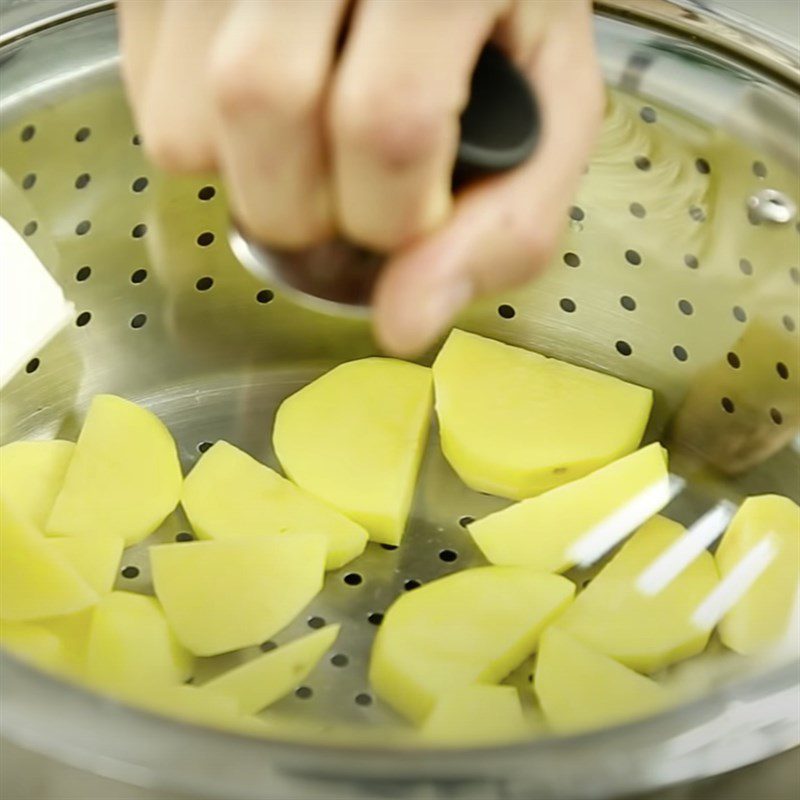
[0,1,799,799]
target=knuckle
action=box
[212,54,323,122]
[143,129,213,173]
[472,216,559,297]
[337,215,399,253]
[514,218,558,265]
[333,83,449,169]
[235,206,327,250]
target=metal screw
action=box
[746,189,797,224]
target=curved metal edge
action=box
[1,0,797,88]
[228,225,372,320]
[0,0,113,46]
[2,636,799,799]
[595,0,800,89]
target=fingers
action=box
[494,0,561,65]
[135,0,231,171]
[372,2,604,356]
[210,0,347,247]
[117,0,162,115]
[329,0,507,251]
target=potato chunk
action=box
[0,498,97,621]
[432,330,652,499]
[150,535,326,656]
[274,358,432,545]
[558,517,718,672]
[0,440,74,528]
[48,536,123,594]
[43,610,94,675]
[183,441,367,569]
[421,685,528,744]
[47,395,182,545]
[535,627,667,732]
[715,495,800,654]
[369,566,574,722]
[137,685,242,727]
[201,625,339,713]
[470,443,669,573]
[0,620,66,671]
[86,592,193,693]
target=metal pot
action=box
[0,2,798,798]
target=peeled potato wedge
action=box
[0,440,74,529]
[47,395,182,545]
[42,609,94,676]
[0,619,66,671]
[135,685,243,728]
[535,627,667,732]
[86,591,193,693]
[273,358,432,545]
[716,495,800,654]
[432,330,653,499]
[0,498,97,621]
[1,611,94,679]
[470,443,670,573]
[201,624,339,714]
[48,536,123,595]
[421,685,528,744]
[558,516,719,672]
[182,441,367,570]
[150,535,326,656]
[369,566,575,722]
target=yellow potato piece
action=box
[183,441,367,570]
[86,591,193,693]
[273,358,432,545]
[369,566,575,722]
[43,610,94,676]
[47,395,182,545]
[0,440,74,529]
[432,330,653,499]
[0,498,97,621]
[150,535,326,656]
[470,444,670,573]
[558,517,719,672]
[0,620,66,671]
[134,685,242,728]
[48,536,123,594]
[421,685,528,744]
[201,624,339,714]
[0,613,94,679]
[716,495,800,654]
[535,627,667,732]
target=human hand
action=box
[118,0,603,355]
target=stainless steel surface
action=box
[228,226,376,318]
[3,739,798,800]
[596,0,800,85]
[1,1,799,799]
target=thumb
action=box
[370,175,554,357]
